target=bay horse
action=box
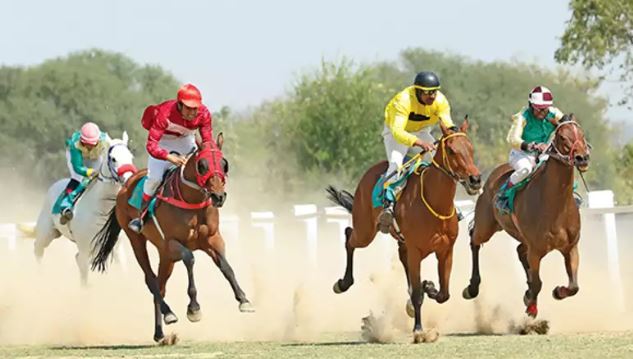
[462,115,590,319]
[91,133,254,343]
[327,119,482,343]
[33,132,136,286]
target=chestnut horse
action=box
[91,134,254,343]
[462,115,590,318]
[327,120,482,343]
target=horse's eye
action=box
[111,158,117,163]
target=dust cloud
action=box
[0,172,631,346]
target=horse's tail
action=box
[90,207,121,273]
[326,185,354,213]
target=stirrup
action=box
[128,218,143,233]
[60,208,73,225]
[378,207,394,234]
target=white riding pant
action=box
[66,149,102,182]
[382,125,434,184]
[508,149,537,185]
[144,135,197,196]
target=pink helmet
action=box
[528,86,554,109]
[80,122,101,145]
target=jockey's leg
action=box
[379,126,409,233]
[497,150,535,211]
[59,179,81,225]
[128,157,166,233]
[60,149,86,224]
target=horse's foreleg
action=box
[75,251,89,288]
[517,243,530,286]
[399,241,417,318]
[164,239,201,322]
[128,235,177,342]
[408,249,436,343]
[524,250,544,318]
[553,244,579,300]
[427,247,453,304]
[204,233,254,313]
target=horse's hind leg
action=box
[204,232,255,313]
[333,224,376,294]
[34,214,60,260]
[463,206,498,300]
[553,244,579,300]
[165,240,201,322]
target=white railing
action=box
[1,190,629,311]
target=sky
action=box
[0,0,629,124]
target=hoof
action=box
[158,333,179,346]
[239,301,255,313]
[405,299,414,318]
[333,279,351,294]
[187,308,202,322]
[525,303,538,318]
[553,286,575,300]
[164,312,178,325]
[413,328,439,344]
[462,286,478,300]
[422,280,436,293]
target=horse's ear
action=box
[122,131,129,145]
[460,115,470,133]
[439,120,449,136]
[216,132,224,150]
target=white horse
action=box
[34,132,136,286]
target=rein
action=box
[419,132,467,220]
[546,121,585,167]
[156,154,213,210]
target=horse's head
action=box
[549,114,590,172]
[190,133,228,208]
[105,131,137,184]
[436,117,482,195]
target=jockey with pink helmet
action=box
[59,122,110,224]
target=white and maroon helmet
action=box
[528,86,554,109]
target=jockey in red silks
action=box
[128,83,215,233]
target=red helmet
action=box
[528,86,553,109]
[177,83,202,108]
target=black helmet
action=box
[413,71,440,90]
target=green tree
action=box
[0,49,180,185]
[237,49,617,203]
[555,0,633,106]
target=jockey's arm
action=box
[390,112,418,147]
[68,143,94,177]
[549,107,565,125]
[436,97,457,131]
[146,121,169,160]
[198,108,213,146]
[507,113,527,150]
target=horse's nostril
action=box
[470,175,481,185]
